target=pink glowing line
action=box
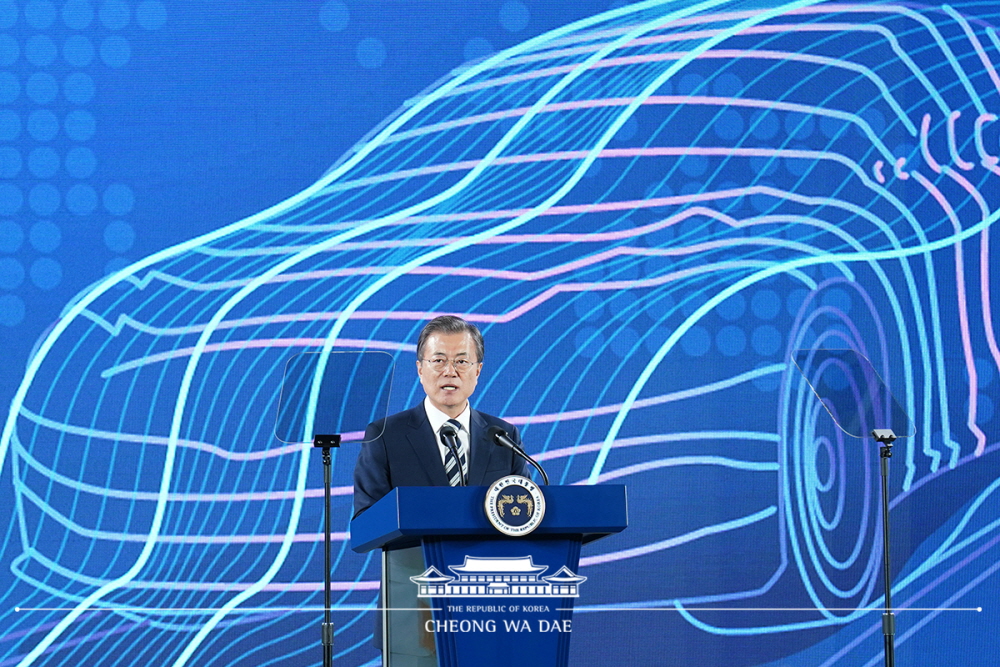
[118,580,379,592]
[389,181,853,226]
[224,172,836,239]
[946,6,1000,96]
[104,247,794,376]
[981,221,1000,399]
[505,4,935,59]
[509,366,785,428]
[529,431,780,463]
[391,81,882,144]
[873,160,886,184]
[20,405,361,464]
[91,310,420,343]
[163,485,355,503]
[974,113,1000,175]
[337,181,818,228]
[920,113,943,174]
[441,20,909,107]
[101,260,757,374]
[940,165,993,458]
[99,531,351,545]
[30,375,782,478]
[109,183,851,342]
[501,21,912,71]
[101,337,394,379]
[21,406,303,462]
[911,170,987,455]
[948,111,975,170]
[19,484,355,544]
[330,142,863,194]
[894,157,910,180]
[155,195,833,293]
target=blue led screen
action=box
[1,1,999,665]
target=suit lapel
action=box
[467,409,495,486]
[404,406,450,486]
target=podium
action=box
[351,485,628,667]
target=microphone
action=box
[440,423,467,486]
[487,425,549,485]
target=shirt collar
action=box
[423,396,471,435]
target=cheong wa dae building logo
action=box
[410,556,586,598]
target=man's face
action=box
[417,331,482,418]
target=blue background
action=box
[1,1,999,665]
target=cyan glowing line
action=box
[588,206,999,485]
[975,113,1000,174]
[169,3,756,663]
[383,87,909,149]
[801,415,872,587]
[11,430,351,503]
[894,477,1000,594]
[895,4,988,115]
[2,0,609,480]
[11,550,377,596]
[16,484,345,547]
[789,348,881,605]
[515,0,992,122]
[536,430,780,463]
[91,207,863,337]
[502,18,949,116]
[12,474,348,547]
[321,139,902,197]
[590,456,779,483]
[947,111,976,170]
[579,505,777,566]
[490,260,813,323]
[899,533,1000,621]
[206,182,900,258]
[823,530,1000,667]
[99,337,389,379]
[18,407,304,463]
[866,561,1000,667]
[985,24,1000,73]
[513,364,786,426]
[675,601,856,634]
[912,169,988,457]
[79,309,419,346]
[885,160,958,483]
[980,213,1000,380]
[438,44,915,136]
[135,261,811,331]
[943,163,997,447]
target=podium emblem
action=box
[484,475,545,536]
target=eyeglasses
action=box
[420,357,479,372]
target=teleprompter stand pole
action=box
[872,429,896,667]
[314,434,342,667]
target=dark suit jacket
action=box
[353,404,529,517]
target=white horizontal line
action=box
[565,606,983,612]
[14,607,437,613]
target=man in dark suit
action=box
[353,315,528,517]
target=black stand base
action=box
[321,622,335,667]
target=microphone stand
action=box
[313,434,341,667]
[488,426,549,484]
[872,429,896,667]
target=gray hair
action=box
[416,316,484,362]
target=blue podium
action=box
[351,485,627,667]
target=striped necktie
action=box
[442,419,468,486]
